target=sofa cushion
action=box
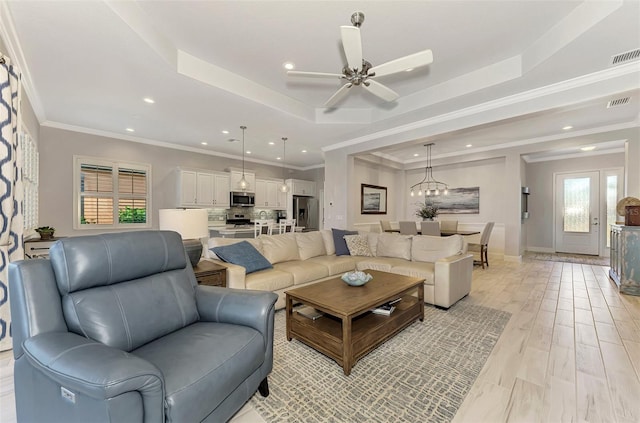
[411,234,464,263]
[307,255,359,275]
[296,231,326,260]
[260,233,300,264]
[389,262,435,285]
[344,234,373,256]
[245,269,294,292]
[274,261,330,285]
[207,237,264,259]
[332,228,358,256]
[375,233,413,260]
[133,321,264,422]
[356,257,410,273]
[367,232,380,256]
[211,241,272,274]
[320,229,336,255]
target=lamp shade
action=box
[158,209,209,239]
[159,209,208,268]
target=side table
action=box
[193,260,227,287]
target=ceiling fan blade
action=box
[287,70,343,79]
[340,25,363,70]
[363,80,399,102]
[324,83,352,108]
[369,49,433,77]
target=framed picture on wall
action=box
[361,184,387,214]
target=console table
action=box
[609,225,640,296]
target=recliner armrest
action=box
[23,332,164,421]
[196,286,277,345]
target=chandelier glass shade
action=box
[238,125,248,190]
[280,137,289,193]
[410,143,449,197]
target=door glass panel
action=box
[563,177,590,233]
[606,175,618,248]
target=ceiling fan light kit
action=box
[287,11,433,108]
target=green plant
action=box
[415,202,439,220]
[118,207,147,224]
[35,226,55,234]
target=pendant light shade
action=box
[410,143,449,197]
[280,137,289,193]
[238,125,249,190]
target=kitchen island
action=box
[209,226,255,238]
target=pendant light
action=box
[238,125,249,190]
[280,137,289,193]
[410,143,449,197]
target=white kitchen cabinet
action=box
[213,173,230,207]
[178,170,230,208]
[276,185,287,209]
[230,171,255,192]
[290,179,316,196]
[255,179,285,209]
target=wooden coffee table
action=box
[285,270,424,375]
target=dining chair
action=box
[420,221,441,236]
[282,219,296,233]
[380,220,393,232]
[439,220,458,232]
[468,222,495,268]
[254,219,271,237]
[399,221,418,235]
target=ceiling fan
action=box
[288,11,433,108]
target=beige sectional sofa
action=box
[205,230,473,310]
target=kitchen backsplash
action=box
[207,207,281,223]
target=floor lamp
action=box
[159,208,209,268]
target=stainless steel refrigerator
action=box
[293,196,319,231]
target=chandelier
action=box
[238,125,249,190]
[280,137,289,193]
[410,143,448,197]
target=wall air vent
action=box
[607,97,630,108]
[611,48,640,65]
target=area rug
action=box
[524,251,609,266]
[251,300,511,422]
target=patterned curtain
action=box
[0,55,23,351]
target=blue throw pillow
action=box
[332,228,358,256]
[211,241,272,274]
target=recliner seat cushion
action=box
[245,269,294,291]
[307,255,359,275]
[133,322,264,423]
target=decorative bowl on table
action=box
[341,271,373,286]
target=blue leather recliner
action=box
[9,230,278,422]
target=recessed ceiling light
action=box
[221,130,229,134]
[268,141,275,145]
[405,68,414,72]
[581,146,596,151]
[301,150,307,153]
[276,157,281,160]
[125,128,134,132]
[246,151,251,154]
[283,62,295,70]
[413,153,419,157]
[466,144,472,148]
[563,125,573,130]
[201,142,208,145]
[143,97,155,104]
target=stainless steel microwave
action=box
[230,191,255,207]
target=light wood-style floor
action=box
[2,256,639,423]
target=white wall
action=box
[38,126,322,236]
[525,152,624,251]
[350,158,403,227]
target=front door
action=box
[555,171,600,255]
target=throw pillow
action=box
[344,234,373,257]
[332,228,358,256]
[375,233,412,260]
[211,241,272,274]
[207,237,263,259]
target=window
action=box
[74,156,151,229]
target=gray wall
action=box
[525,152,624,251]
[39,126,323,236]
